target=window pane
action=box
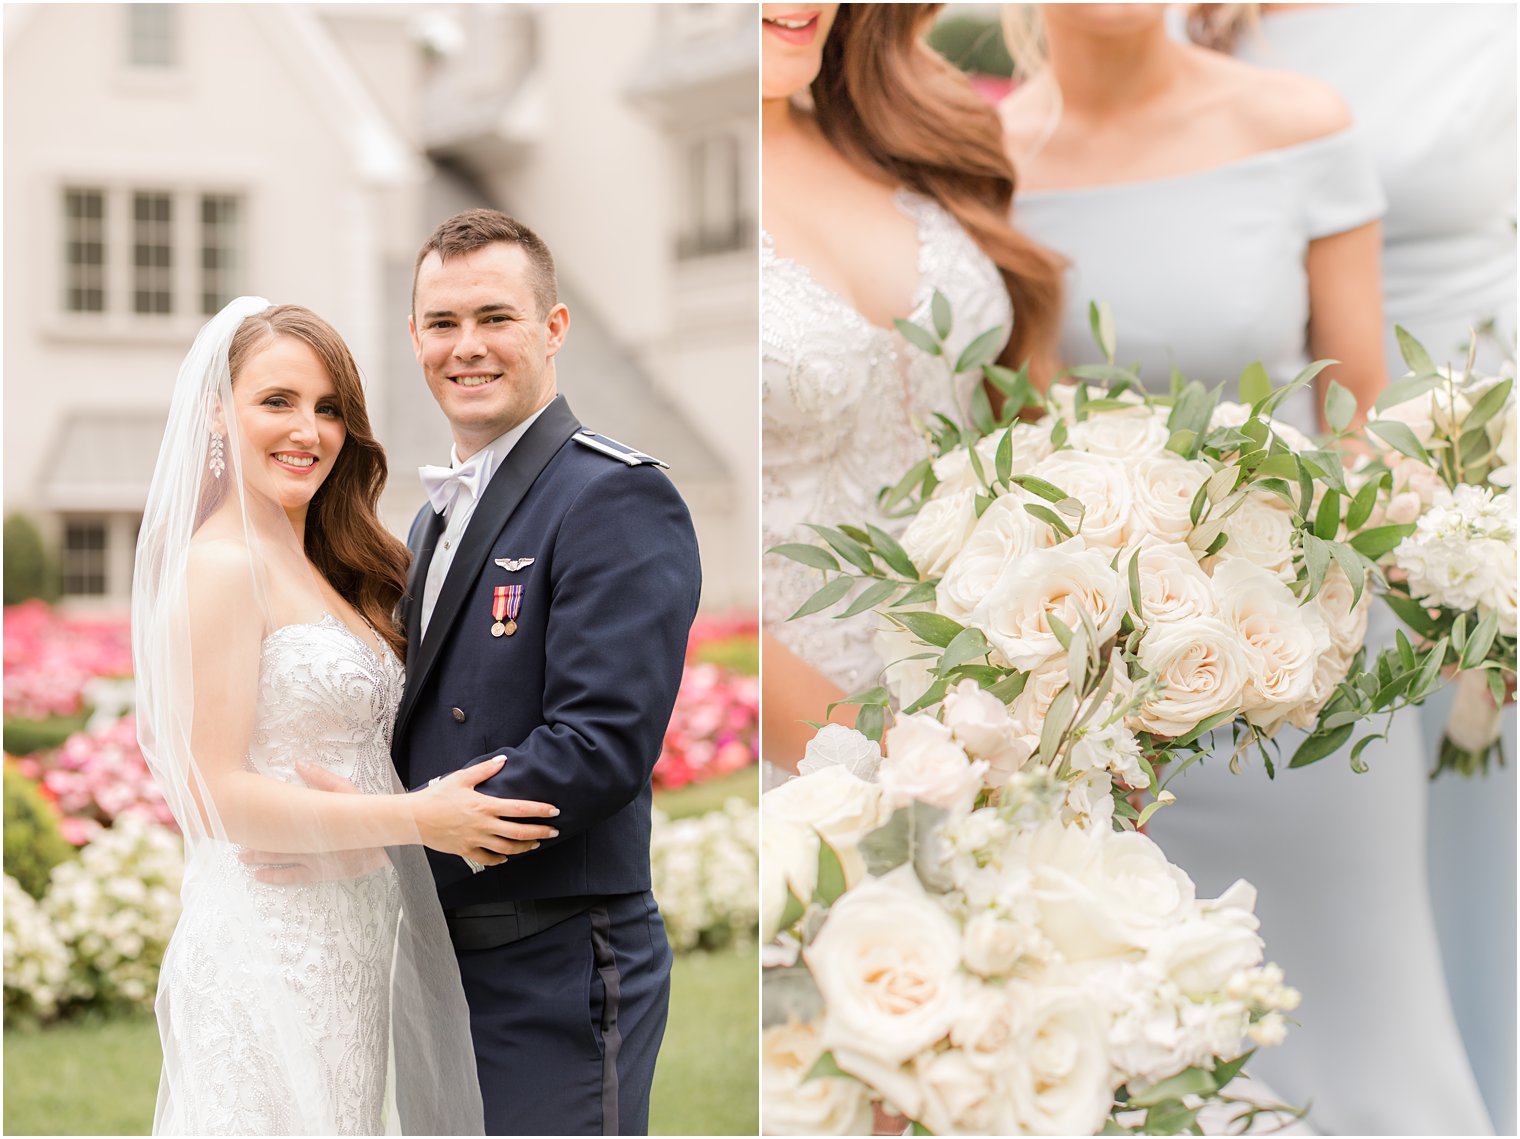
[61,188,107,313]
[199,194,241,315]
[62,519,108,597]
[128,5,177,69]
[132,191,173,314]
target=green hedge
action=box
[3,762,76,899]
[3,514,58,606]
[3,713,90,760]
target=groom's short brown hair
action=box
[411,209,558,318]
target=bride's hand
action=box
[409,756,561,864]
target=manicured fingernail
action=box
[549,808,560,817]
[548,829,559,838]
[530,842,541,850]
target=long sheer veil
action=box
[133,297,483,1134]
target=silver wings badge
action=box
[494,557,536,572]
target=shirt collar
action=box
[447,401,553,489]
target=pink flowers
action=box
[654,663,759,791]
[24,715,176,843]
[3,602,132,719]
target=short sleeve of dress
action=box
[1293,127,1387,239]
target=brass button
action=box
[451,707,466,723]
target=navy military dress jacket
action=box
[392,395,701,909]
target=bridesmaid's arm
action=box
[762,632,855,772]
[1305,218,1387,430]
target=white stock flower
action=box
[1069,716,1147,790]
[1127,454,1213,547]
[1028,450,1135,552]
[1062,768,1117,831]
[937,492,1056,622]
[761,1020,875,1136]
[1134,616,1254,737]
[972,539,1129,672]
[879,713,988,812]
[1098,963,1231,1086]
[1211,559,1330,732]
[942,679,1032,784]
[799,724,883,782]
[1394,486,1516,611]
[806,867,967,1067]
[1067,406,1171,460]
[1209,492,1297,582]
[763,764,889,889]
[1484,551,1518,636]
[1131,542,1217,627]
[900,488,979,579]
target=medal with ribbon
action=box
[490,584,523,637]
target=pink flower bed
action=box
[653,662,760,791]
[12,714,176,844]
[3,602,132,720]
[685,612,759,659]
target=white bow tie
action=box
[418,456,487,517]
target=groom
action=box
[393,208,701,1135]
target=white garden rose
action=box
[960,910,1035,978]
[914,1045,1012,1136]
[799,723,883,782]
[875,620,939,712]
[1134,617,1254,737]
[1490,404,1516,488]
[761,815,818,942]
[900,487,979,579]
[972,539,1129,672]
[880,713,987,812]
[1067,406,1171,460]
[1211,559,1330,731]
[1208,491,1297,582]
[1482,545,1518,636]
[943,678,1032,783]
[932,425,1053,498]
[1005,983,1115,1136]
[762,1020,875,1136]
[1211,400,1314,453]
[1028,450,1136,552]
[1126,454,1213,548]
[806,867,967,1066]
[1150,907,1264,1002]
[1019,821,1196,961]
[937,492,1056,622]
[1131,542,1217,627]
[1373,380,1472,447]
[1313,564,1372,661]
[763,765,889,888]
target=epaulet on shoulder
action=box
[572,429,669,469]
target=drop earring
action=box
[209,431,226,478]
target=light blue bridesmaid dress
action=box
[1236,9,1517,1133]
[1016,127,1495,1134]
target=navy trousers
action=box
[454,891,671,1136]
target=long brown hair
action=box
[228,306,410,658]
[812,3,1065,382]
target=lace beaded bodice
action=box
[155,615,405,1136]
[762,191,1011,694]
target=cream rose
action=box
[761,815,818,941]
[761,1020,875,1136]
[1134,617,1255,737]
[1131,542,1217,627]
[1004,983,1115,1136]
[880,713,987,812]
[943,679,1032,783]
[1127,454,1213,547]
[763,765,889,888]
[972,539,1129,672]
[1313,563,1372,661]
[937,491,1056,622]
[1211,400,1313,453]
[1067,406,1171,460]
[1211,559,1330,731]
[913,1045,1012,1136]
[875,620,939,712]
[960,910,1035,978]
[1151,908,1264,1002]
[1208,491,1297,582]
[900,487,979,579]
[1028,450,1135,552]
[806,867,967,1066]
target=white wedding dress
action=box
[762,190,1011,708]
[154,614,403,1135]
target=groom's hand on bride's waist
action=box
[240,846,390,885]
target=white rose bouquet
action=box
[761,721,1300,1136]
[771,299,1398,801]
[1345,328,1516,775]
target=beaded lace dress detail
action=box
[155,615,404,1136]
[762,191,1011,695]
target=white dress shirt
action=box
[419,404,550,639]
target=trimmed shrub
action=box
[3,514,58,606]
[4,761,76,899]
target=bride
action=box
[135,298,559,1134]
[761,1,1062,770]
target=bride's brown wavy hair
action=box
[811,2,1065,383]
[228,306,411,658]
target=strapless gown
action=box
[762,189,1010,715]
[154,614,404,1135]
[1017,134,1493,1133]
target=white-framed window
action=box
[61,517,109,597]
[62,188,108,314]
[677,130,750,259]
[57,185,244,320]
[127,4,178,70]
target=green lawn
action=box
[653,764,758,819]
[4,949,756,1136]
